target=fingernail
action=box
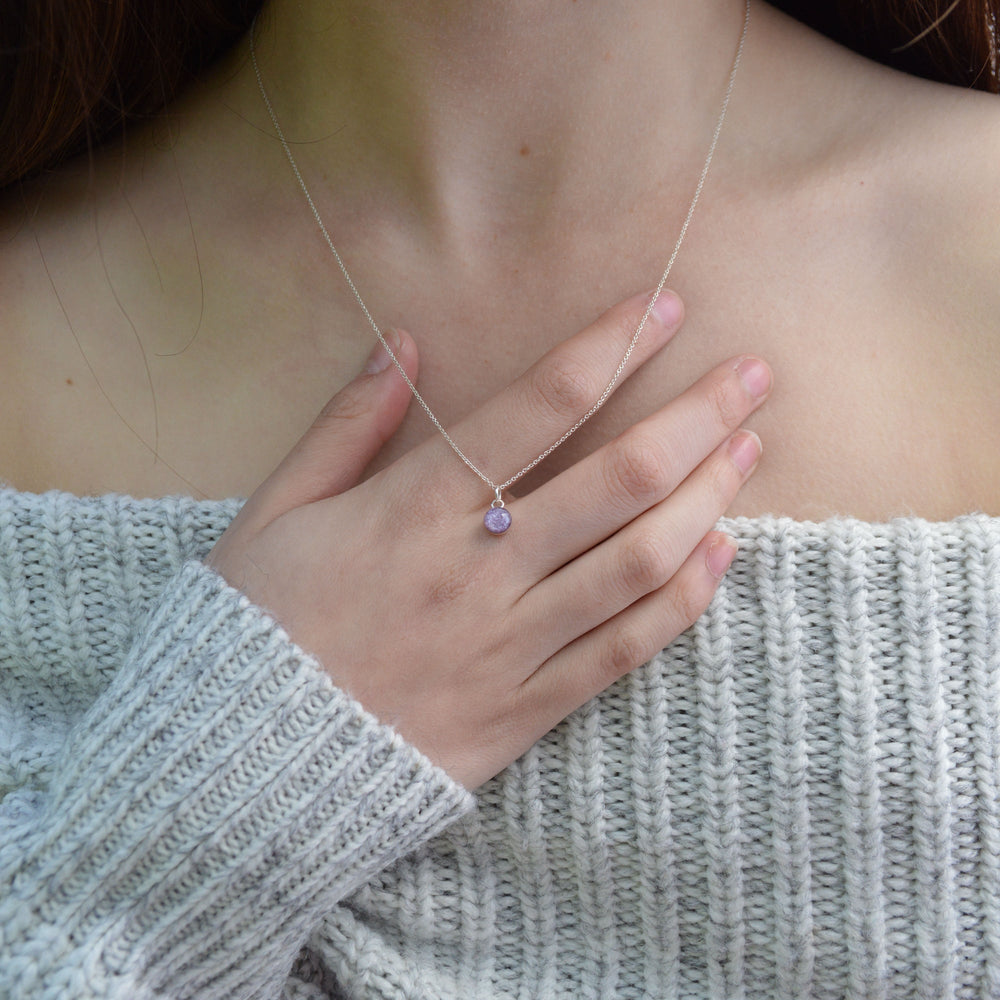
[651,289,683,327]
[365,330,401,374]
[736,357,771,399]
[729,429,762,475]
[707,535,738,579]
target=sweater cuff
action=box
[2,560,474,999]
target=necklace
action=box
[250,1,750,534]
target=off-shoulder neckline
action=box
[2,485,998,534]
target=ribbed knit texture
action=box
[2,488,1000,998]
[0,490,473,999]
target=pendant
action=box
[484,490,512,534]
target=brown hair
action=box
[770,0,999,90]
[0,0,997,190]
[0,0,261,190]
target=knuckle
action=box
[621,530,672,594]
[421,560,479,609]
[672,568,714,624]
[704,368,746,430]
[704,449,745,505]
[529,355,593,419]
[606,297,652,347]
[606,623,652,679]
[607,436,667,508]
[315,387,369,428]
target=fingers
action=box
[250,330,419,520]
[522,530,737,726]
[521,427,760,653]
[516,354,771,575]
[436,289,684,506]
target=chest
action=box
[3,187,998,519]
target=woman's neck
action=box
[250,0,748,248]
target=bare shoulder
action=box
[865,71,1000,471]
[774,6,1000,341]
[0,181,83,490]
[819,42,1000,465]
[879,74,1000,331]
[714,9,1000,519]
[856,77,1000,511]
[0,121,343,500]
[0,152,216,497]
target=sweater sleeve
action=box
[0,560,474,1000]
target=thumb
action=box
[258,329,419,515]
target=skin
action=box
[207,292,767,786]
[0,0,998,783]
[1,0,998,514]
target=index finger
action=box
[439,289,684,507]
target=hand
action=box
[207,290,770,788]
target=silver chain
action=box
[250,0,750,499]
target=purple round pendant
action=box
[484,506,512,535]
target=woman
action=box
[1,1,999,996]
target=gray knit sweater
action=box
[1,488,999,999]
